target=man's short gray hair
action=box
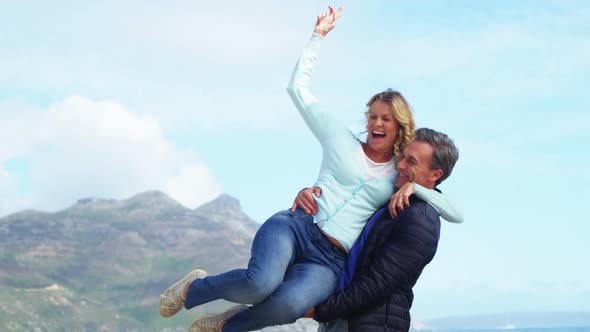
[414,128,459,185]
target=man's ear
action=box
[430,169,443,183]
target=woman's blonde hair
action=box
[365,88,416,159]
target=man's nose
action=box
[397,159,406,170]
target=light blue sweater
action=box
[287,33,463,252]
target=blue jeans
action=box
[185,209,346,332]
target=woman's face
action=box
[366,99,399,156]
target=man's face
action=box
[395,140,439,189]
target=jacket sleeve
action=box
[414,184,464,223]
[314,207,440,322]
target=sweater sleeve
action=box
[286,33,341,143]
[314,208,440,322]
[413,184,464,223]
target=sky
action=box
[1,0,589,321]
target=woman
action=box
[160,6,462,332]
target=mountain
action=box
[0,191,318,331]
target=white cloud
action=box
[0,1,322,136]
[0,96,221,216]
[162,164,220,209]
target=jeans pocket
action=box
[291,207,314,221]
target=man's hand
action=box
[313,5,344,37]
[389,182,415,217]
[291,187,322,215]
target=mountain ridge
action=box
[0,191,269,331]
[0,190,238,221]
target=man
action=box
[190,127,460,332]
[309,127,460,332]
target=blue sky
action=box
[1,0,589,321]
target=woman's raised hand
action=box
[313,5,344,37]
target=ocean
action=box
[425,328,590,332]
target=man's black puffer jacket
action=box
[315,195,441,332]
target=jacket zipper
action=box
[384,294,391,331]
